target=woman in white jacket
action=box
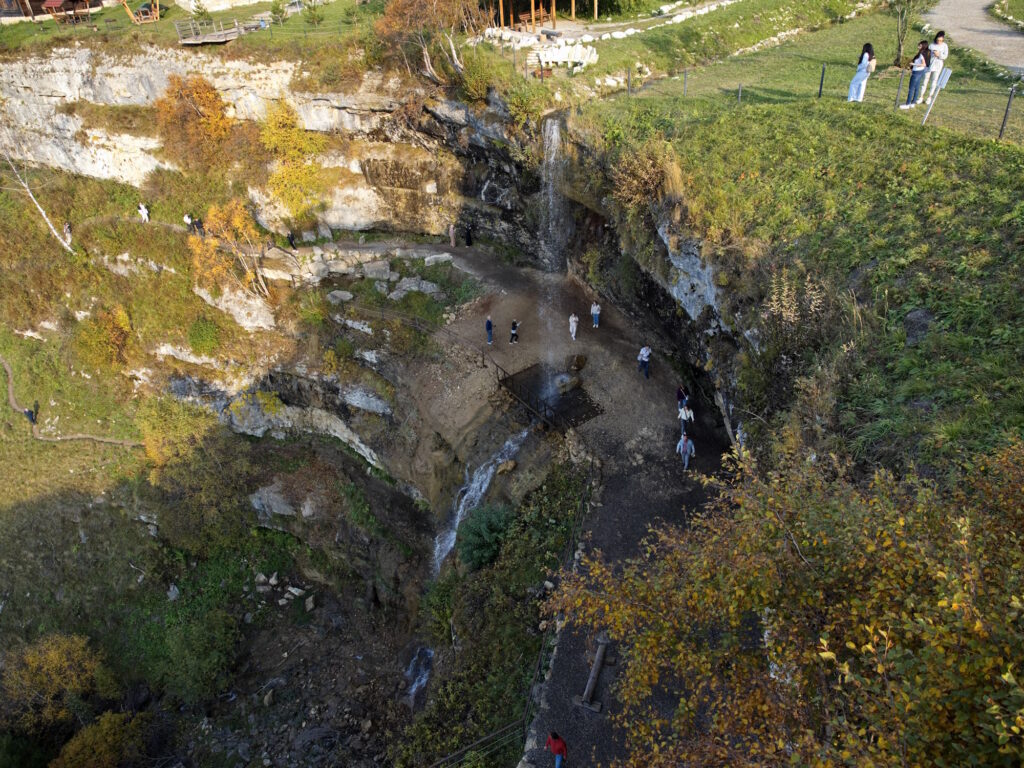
[847,43,876,102]
[920,31,948,105]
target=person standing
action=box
[485,315,493,345]
[509,319,520,344]
[637,344,652,379]
[465,224,473,247]
[62,221,72,245]
[545,732,568,768]
[448,222,456,248]
[678,402,694,435]
[676,432,696,470]
[900,41,931,109]
[922,31,948,105]
[569,313,579,341]
[590,301,601,328]
[137,202,149,223]
[847,43,875,103]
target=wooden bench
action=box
[516,6,550,30]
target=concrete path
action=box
[926,0,1024,75]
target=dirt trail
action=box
[443,251,729,767]
[0,354,142,448]
[927,0,1024,75]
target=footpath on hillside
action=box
[927,0,1024,75]
[442,250,730,767]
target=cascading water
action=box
[403,646,435,703]
[432,429,530,573]
[540,117,572,272]
[404,430,531,707]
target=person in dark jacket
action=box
[509,320,520,344]
[485,315,493,345]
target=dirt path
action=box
[444,251,729,767]
[926,0,1024,75]
[0,354,142,448]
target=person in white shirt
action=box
[677,403,694,435]
[847,43,875,103]
[590,301,601,328]
[921,31,948,105]
[568,313,579,341]
[636,345,652,379]
[900,40,931,109]
[137,202,149,223]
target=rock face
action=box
[0,46,541,253]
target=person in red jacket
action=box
[545,731,568,768]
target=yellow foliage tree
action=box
[189,198,269,297]
[260,102,326,219]
[154,75,234,171]
[1,634,101,732]
[49,712,151,768]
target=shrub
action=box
[73,306,132,369]
[154,76,234,172]
[302,0,324,26]
[187,317,220,356]
[0,634,102,732]
[269,0,286,23]
[260,103,327,218]
[456,503,512,571]
[49,712,151,768]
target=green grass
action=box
[990,0,1024,30]
[0,0,386,79]
[570,12,1024,470]
[579,0,883,78]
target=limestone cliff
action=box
[0,44,538,248]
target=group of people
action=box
[484,302,602,346]
[901,32,949,109]
[847,31,948,104]
[675,384,697,471]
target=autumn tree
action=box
[549,439,1024,766]
[376,0,489,83]
[259,102,326,220]
[154,75,234,171]
[189,198,270,298]
[0,634,102,732]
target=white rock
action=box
[327,290,354,304]
[423,253,453,266]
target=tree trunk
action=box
[1,149,74,254]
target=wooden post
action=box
[550,0,555,28]
[498,0,503,28]
[593,0,597,21]
[530,0,535,32]
[571,0,574,20]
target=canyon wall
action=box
[0,44,537,246]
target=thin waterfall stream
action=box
[404,429,531,706]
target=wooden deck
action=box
[175,18,261,45]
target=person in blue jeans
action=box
[676,432,696,470]
[545,732,568,767]
[637,345,651,379]
[900,41,931,109]
[485,315,493,345]
[590,301,601,328]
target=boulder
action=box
[249,481,296,520]
[362,260,391,280]
[904,308,934,347]
[327,290,354,305]
[496,459,517,475]
[567,353,587,372]
[423,253,453,267]
[301,230,317,243]
[167,584,180,601]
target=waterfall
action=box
[403,646,435,702]
[432,429,530,573]
[540,117,571,271]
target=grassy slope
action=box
[0,0,384,65]
[573,12,1024,470]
